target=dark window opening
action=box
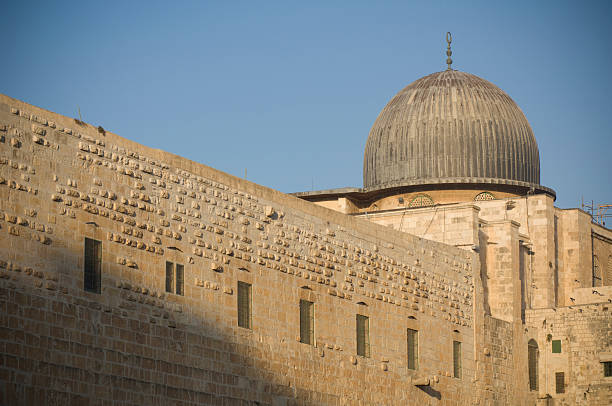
[356,314,370,357]
[84,238,101,294]
[299,299,314,345]
[555,372,565,394]
[453,341,462,378]
[407,328,418,370]
[238,281,252,329]
[528,339,539,391]
[604,361,612,377]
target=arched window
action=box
[593,255,602,287]
[528,339,539,391]
[409,194,434,208]
[474,191,495,201]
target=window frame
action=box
[84,237,102,294]
[356,314,370,358]
[555,372,565,394]
[528,339,539,391]
[407,328,419,370]
[453,340,462,378]
[299,299,314,345]
[237,281,252,329]
[165,261,184,296]
[551,339,561,354]
[604,361,612,377]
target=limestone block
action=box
[31,125,46,136]
[412,377,430,386]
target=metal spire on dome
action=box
[446,32,453,70]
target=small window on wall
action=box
[604,361,612,377]
[453,341,462,378]
[237,281,252,329]
[165,261,184,295]
[407,329,418,370]
[84,238,102,293]
[299,299,314,345]
[356,314,370,357]
[555,372,565,394]
[552,340,561,353]
[528,339,539,391]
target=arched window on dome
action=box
[528,339,539,391]
[474,191,496,201]
[408,194,434,208]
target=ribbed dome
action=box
[363,70,541,191]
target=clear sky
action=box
[3,1,611,211]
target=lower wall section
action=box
[1,277,477,405]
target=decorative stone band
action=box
[362,177,556,199]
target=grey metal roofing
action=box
[363,70,541,191]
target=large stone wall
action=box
[0,95,487,405]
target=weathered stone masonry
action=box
[1,95,484,405]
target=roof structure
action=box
[363,70,545,194]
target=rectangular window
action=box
[555,372,565,394]
[84,238,101,293]
[552,339,561,353]
[165,261,184,295]
[356,314,370,357]
[407,328,418,370]
[299,299,314,345]
[453,341,462,378]
[175,263,184,295]
[237,281,252,329]
[604,361,612,377]
[165,261,174,293]
[528,342,539,391]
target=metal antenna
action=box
[446,32,453,70]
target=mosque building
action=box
[0,34,610,405]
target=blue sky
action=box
[3,1,611,211]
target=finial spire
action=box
[446,32,453,70]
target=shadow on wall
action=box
[478,229,491,316]
[417,385,441,400]
[0,242,447,406]
[0,243,327,406]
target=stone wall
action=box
[526,304,612,406]
[0,95,485,405]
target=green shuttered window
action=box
[300,300,314,345]
[552,339,561,353]
[238,281,252,329]
[84,238,101,293]
[356,314,370,357]
[407,329,418,370]
[453,341,462,378]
